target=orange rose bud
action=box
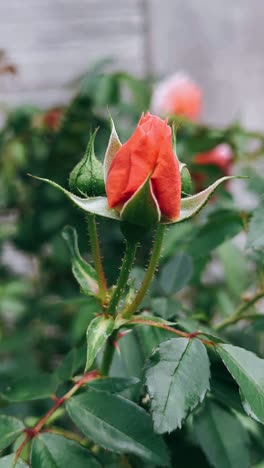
[105,113,181,224]
[195,144,233,176]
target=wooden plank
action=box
[0,0,145,108]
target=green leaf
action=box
[66,389,169,466]
[1,374,59,402]
[120,176,161,228]
[29,176,120,221]
[194,399,250,468]
[173,176,238,224]
[217,241,249,299]
[0,415,25,451]
[31,433,102,468]
[85,315,115,371]
[145,338,210,433]
[62,226,98,296]
[151,296,181,320]
[56,345,86,382]
[247,197,264,254]
[0,454,28,467]
[88,377,140,393]
[217,344,264,424]
[160,253,193,295]
[188,210,243,260]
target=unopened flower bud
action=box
[69,130,105,197]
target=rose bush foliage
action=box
[0,64,264,468]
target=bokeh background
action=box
[0,0,263,128]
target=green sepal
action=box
[166,176,240,224]
[103,115,122,181]
[120,176,161,228]
[69,130,105,197]
[62,226,99,296]
[85,314,115,371]
[179,162,192,197]
[29,175,120,220]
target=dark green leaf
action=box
[85,315,115,371]
[62,226,98,296]
[188,210,242,259]
[66,389,169,466]
[210,379,244,413]
[0,415,25,451]
[56,345,86,382]
[218,241,249,299]
[88,377,139,393]
[194,399,250,468]
[0,454,28,467]
[247,198,264,254]
[31,433,102,468]
[1,374,59,402]
[160,253,193,295]
[145,338,210,433]
[217,344,264,424]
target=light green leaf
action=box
[0,415,25,451]
[66,389,169,466]
[85,315,115,371]
[171,176,237,224]
[160,252,193,295]
[121,177,161,227]
[145,338,210,433]
[103,116,122,181]
[1,374,59,402]
[217,344,264,424]
[62,226,98,296]
[194,399,250,468]
[29,175,120,220]
[0,454,28,467]
[31,433,102,468]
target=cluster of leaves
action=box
[0,63,264,467]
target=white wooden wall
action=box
[149,0,264,129]
[0,0,264,128]
[0,0,145,107]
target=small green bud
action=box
[180,163,192,197]
[69,130,105,197]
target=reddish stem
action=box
[14,370,99,466]
[129,318,215,347]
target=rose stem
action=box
[87,214,108,305]
[100,240,138,375]
[13,370,99,466]
[214,289,264,331]
[128,318,215,347]
[122,224,166,319]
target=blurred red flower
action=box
[195,144,233,176]
[43,109,63,130]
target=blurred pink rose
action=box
[195,144,233,175]
[151,73,202,120]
